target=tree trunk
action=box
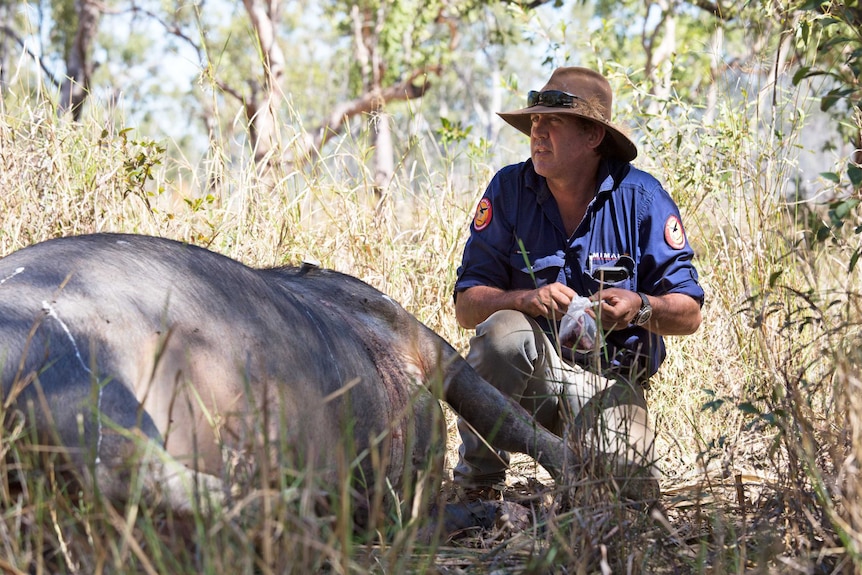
[57,0,100,120]
[373,110,394,192]
[241,0,285,169]
[703,26,723,125]
[351,3,394,196]
[642,0,676,116]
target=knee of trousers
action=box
[468,310,543,376]
[569,380,656,470]
[586,404,656,468]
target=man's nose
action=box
[531,119,548,137]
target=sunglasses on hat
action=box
[527,90,587,109]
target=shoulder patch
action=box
[473,198,492,231]
[664,215,686,250]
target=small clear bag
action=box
[559,295,600,352]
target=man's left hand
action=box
[590,288,641,330]
[590,288,702,335]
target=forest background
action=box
[1,0,862,572]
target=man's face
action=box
[530,114,603,180]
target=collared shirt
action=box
[454,157,704,380]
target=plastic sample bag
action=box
[559,295,599,352]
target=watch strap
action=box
[633,292,652,326]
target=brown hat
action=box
[498,67,637,162]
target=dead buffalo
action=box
[0,233,570,529]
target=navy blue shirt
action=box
[454,158,704,381]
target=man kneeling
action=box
[452,66,704,503]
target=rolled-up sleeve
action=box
[454,168,518,300]
[637,182,705,306]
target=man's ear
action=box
[588,124,607,149]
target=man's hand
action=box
[455,282,577,329]
[591,288,702,335]
[591,288,641,330]
[518,282,577,321]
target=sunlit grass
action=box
[0,72,860,572]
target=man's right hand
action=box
[516,282,578,321]
[455,283,577,329]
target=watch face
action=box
[635,292,652,326]
[636,308,652,326]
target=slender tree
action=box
[240,0,286,168]
[57,0,100,119]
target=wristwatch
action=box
[633,292,652,326]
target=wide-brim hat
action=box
[498,67,637,162]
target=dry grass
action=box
[0,77,860,573]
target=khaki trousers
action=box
[453,310,657,489]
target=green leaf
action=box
[799,22,811,46]
[737,402,760,415]
[821,94,840,112]
[792,66,811,85]
[848,164,862,188]
[822,35,855,51]
[833,198,859,220]
[768,269,783,287]
[820,171,841,183]
[760,412,777,425]
[818,16,842,28]
[850,249,861,273]
[702,399,724,412]
[798,0,824,10]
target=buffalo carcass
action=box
[0,233,569,526]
